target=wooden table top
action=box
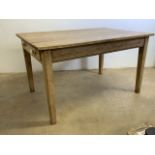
[17,28,153,50]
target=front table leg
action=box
[41,51,56,124]
[135,37,149,93]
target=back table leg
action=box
[99,54,104,75]
[135,37,149,93]
[41,51,56,124]
[23,49,35,92]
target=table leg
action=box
[135,37,149,93]
[99,54,104,75]
[41,51,56,124]
[23,49,35,92]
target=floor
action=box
[0,68,155,135]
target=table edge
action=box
[16,33,154,51]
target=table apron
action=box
[22,41,41,62]
[51,38,145,63]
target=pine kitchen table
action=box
[16,28,153,124]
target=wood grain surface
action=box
[17,28,153,50]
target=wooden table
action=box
[16,28,153,125]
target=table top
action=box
[17,28,153,50]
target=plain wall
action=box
[0,19,155,73]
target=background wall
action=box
[0,19,155,73]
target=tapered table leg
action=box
[41,51,56,124]
[135,37,149,93]
[99,54,104,75]
[23,49,35,92]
